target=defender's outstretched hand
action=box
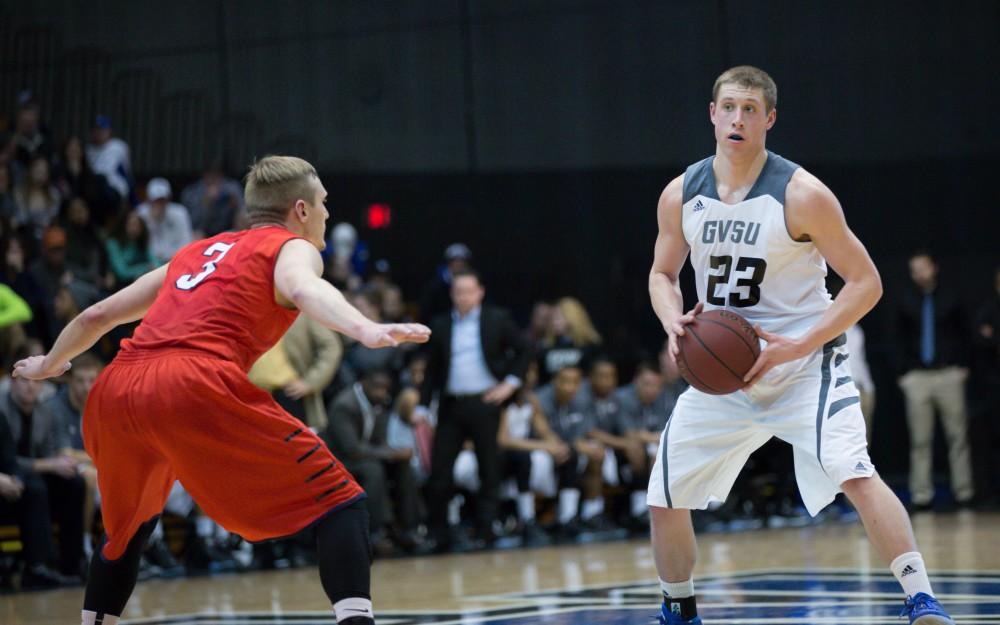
[359,323,431,349]
[12,355,71,381]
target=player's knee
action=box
[841,473,881,500]
[650,505,690,526]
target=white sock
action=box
[517,492,536,522]
[195,516,215,538]
[333,597,373,622]
[82,610,120,625]
[631,490,648,517]
[558,488,580,524]
[150,519,164,541]
[891,551,934,598]
[580,497,604,520]
[448,495,464,526]
[660,577,694,599]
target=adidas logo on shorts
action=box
[901,564,918,577]
[854,462,867,472]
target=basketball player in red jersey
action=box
[13,156,429,625]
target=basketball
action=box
[676,309,761,394]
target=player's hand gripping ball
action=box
[676,309,761,394]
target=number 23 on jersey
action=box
[176,242,235,290]
[706,255,767,307]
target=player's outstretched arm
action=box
[13,264,169,380]
[743,170,882,386]
[274,238,430,348]
[649,175,699,361]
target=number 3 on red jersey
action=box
[176,242,235,290]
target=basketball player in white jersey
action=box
[647,66,954,625]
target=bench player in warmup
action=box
[647,66,954,624]
[13,156,430,625]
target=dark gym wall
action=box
[2,0,998,477]
[2,1,998,172]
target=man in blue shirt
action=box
[418,269,530,551]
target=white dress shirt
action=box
[446,306,500,395]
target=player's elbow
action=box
[78,303,111,332]
[648,269,675,291]
[871,273,883,303]
[866,270,883,307]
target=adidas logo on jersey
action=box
[692,199,706,212]
[855,462,867,472]
[901,565,918,577]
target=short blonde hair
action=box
[712,65,777,112]
[243,155,319,225]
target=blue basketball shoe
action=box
[658,601,702,624]
[900,593,955,624]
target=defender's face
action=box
[306,180,329,250]
[710,84,775,153]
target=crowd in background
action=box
[0,92,998,593]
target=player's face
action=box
[710,84,775,154]
[306,181,330,250]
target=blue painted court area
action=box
[126,569,1000,624]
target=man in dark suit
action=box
[324,369,421,554]
[418,269,531,549]
[893,250,974,510]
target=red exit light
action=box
[367,203,392,229]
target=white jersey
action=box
[504,401,534,439]
[647,151,872,517]
[682,151,832,340]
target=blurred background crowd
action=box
[0,0,997,598]
[0,89,997,593]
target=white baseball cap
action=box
[147,177,171,201]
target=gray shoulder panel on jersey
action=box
[748,151,801,204]
[681,156,717,204]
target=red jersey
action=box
[120,225,302,371]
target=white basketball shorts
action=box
[648,334,873,516]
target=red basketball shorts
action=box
[84,349,364,560]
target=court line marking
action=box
[121,568,1000,624]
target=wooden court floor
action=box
[4,512,999,625]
